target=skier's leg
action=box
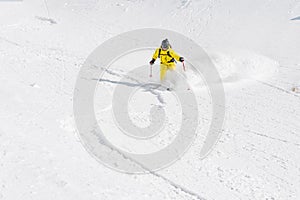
[168,64,176,71]
[160,64,172,90]
[167,64,177,89]
[160,64,168,82]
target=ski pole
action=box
[149,64,153,77]
[182,61,190,90]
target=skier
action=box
[149,39,184,90]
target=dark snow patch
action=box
[178,0,191,9]
[290,16,300,20]
[35,16,57,24]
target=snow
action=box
[1,0,300,199]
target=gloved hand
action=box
[179,57,184,62]
[149,58,155,65]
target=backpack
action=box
[158,48,172,58]
[158,48,175,63]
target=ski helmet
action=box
[161,39,170,50]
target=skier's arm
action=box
[152,48,160,60]
[149,48,160,65]
[169,49,184,62]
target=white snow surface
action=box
[1,0,300,199]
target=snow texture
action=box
[1,0,300,199]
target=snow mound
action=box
[209,49,279,83]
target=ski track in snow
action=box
[251,78,300,99]
[94,66,167,105]
[89,134,207,200]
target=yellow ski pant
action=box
[160,63,176,81]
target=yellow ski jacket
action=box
[152,48,181,65]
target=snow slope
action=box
[1,0,300,199]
